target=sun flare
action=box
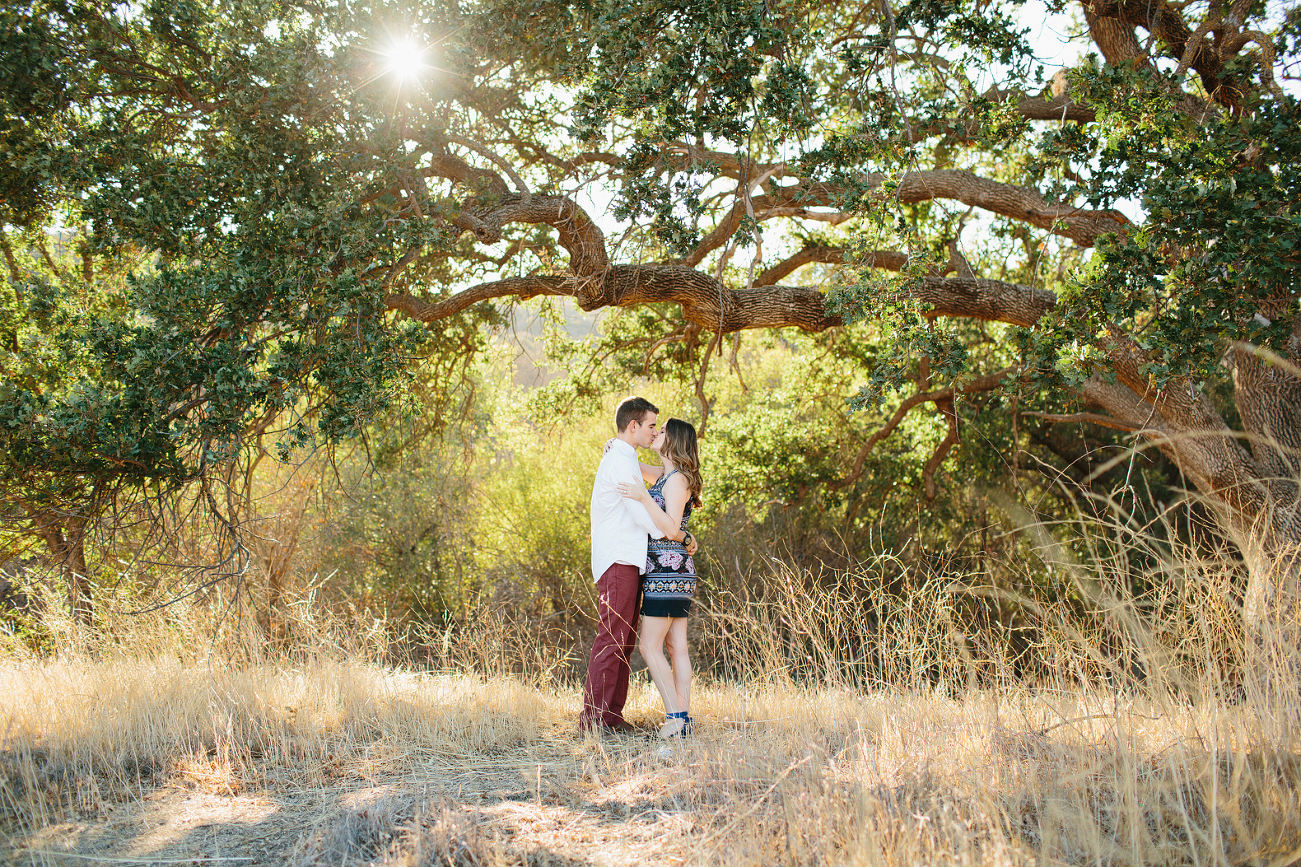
[385,39,427,81]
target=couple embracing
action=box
[580,396,704,740]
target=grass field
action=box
[3,553,1300,866]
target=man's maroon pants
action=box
[580,563,641,730]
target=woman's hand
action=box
[617,481,653,504]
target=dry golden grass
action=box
[3,534,1301,866]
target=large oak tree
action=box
[2,0,1298,624]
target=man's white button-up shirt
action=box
[590,438,664,582]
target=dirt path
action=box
[6,735,703,867]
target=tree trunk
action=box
[1082,339,1301,637]
[30,509,93,628]
[1228,342,1301,634]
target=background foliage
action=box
[2,0,1295,658]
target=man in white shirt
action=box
[579,396,667,733]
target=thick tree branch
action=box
[914,277,1057,327]
[1081,0,1147,66]
[886,170,1129,246]
[474,195,610,276]
[442,133,532,201]
[385,275,570,321]
[1083,0,1252,109]
[984,88,1097,123]
[386,264,1059,335]
[1021,410,1148,432]
[660,140,1130,249]
[676,169,1126,263]
[756,244,854,285]
[378,161,1071,338]
[422,152,510,198]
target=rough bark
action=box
[1231,345,1301,481]
[386,169,1064,335]
[28,509,93,628]
[1080,350,1301,631]
[1082,0,1270,111]
[660,168,1126,265]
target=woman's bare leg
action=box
[638,616,683,717]
[665,617,692,714]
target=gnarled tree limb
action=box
[836,367,1017,494]
[1021,410,1148,432]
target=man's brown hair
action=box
[615,396,659,432]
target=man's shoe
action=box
[604,720,638,734]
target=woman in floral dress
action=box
[617,418,702,739]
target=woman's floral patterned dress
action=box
[641,470,697,617]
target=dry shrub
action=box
[3,499,1301,867]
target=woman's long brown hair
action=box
[662,418,703,508]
